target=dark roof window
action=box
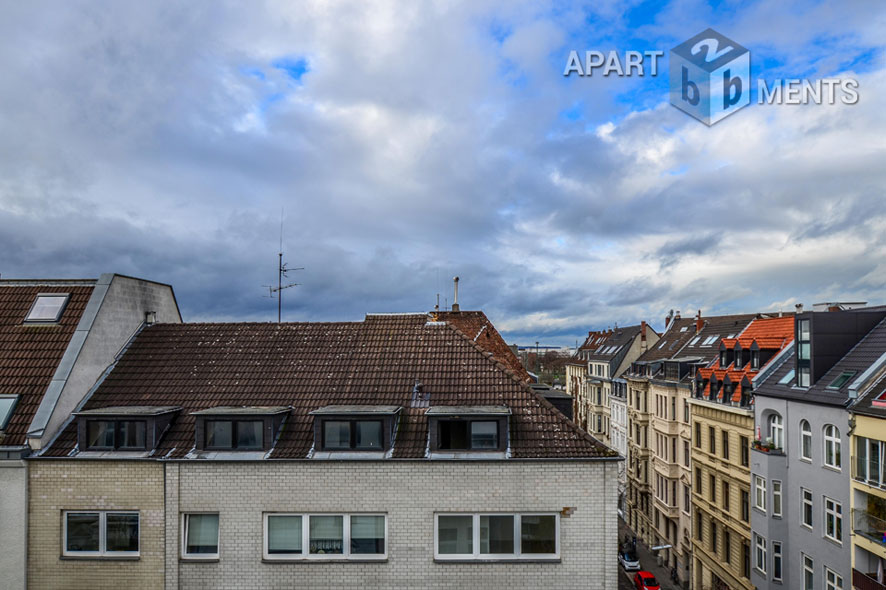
[826,371,856,390]
[24,293,70,323]
[192,406,289,453]
[427,406,510,455]
[75,406,180,452]
[0,395,19,430]
[309,405,400,455]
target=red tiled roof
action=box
[0,285,93,446]
[44,314,615,459]
[433,311,530,382]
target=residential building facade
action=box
[0,274,180,590]
[689,316,794,590]
[751,306,886,590]
[30,313,621,589]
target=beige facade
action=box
[649,380,693,580]
[626,376,652,543]
[28,460,165,590]
[689,399,754,590]
[849,413,886,590]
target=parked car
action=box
[633,570,661,590]
[619,550,641,571]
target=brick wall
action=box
[168,461,618,590]
[28,460,165,589]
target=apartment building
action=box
[751,305,886,590]
[30,313,621,590]
[567,331,608,431]
[689,316,794,590]
[0,274,180,590]
[849,369,886,590]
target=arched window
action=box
[768,414,784,450]
[824,424,841,468]
[800,420,812,461]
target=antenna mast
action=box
[263,211,303,323]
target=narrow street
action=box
[617,518,683,590]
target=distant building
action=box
[30,313,621,589]
[0,274,180,590]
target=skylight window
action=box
[701,335,719,346]
[0,395,18,430]
[688,336,701,347]
[826,371,856,390]
[680,326,688,332]
[778,369,795,386]
[25,294,70,323]
[658,340,668,349]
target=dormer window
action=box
[0,395,19,430]
[734,348,743,368]
[24,293,70,323]
[751,350,760,370]
[192,406,290,453]
[427,406,510,456]
[75,406,180,453]
[720,350,728,366]
[309,406,400,456]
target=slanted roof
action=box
[0,282,95,446]
[634,317,699,363]
[677,313,759,363]
[585,325,643,363]
[757,316,886,406]
[44,314,615,460]
[75,406,181,417]
[433,311,530,382]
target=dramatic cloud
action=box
[0,0,884,346]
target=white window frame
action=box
[823,424,841,469]
[754,476,767,513]
[181,513,220,560]
[772,540,782,582]
[62,510,140,557]
[772,480,782,517]
[801,489,813,529]
[825,566,844,590]
[434,513,560,561]
[803,554,815,590]
[262,513,387,560]
[823,497,842,544]
[754,533,767,575]
[768,414,783,450]
[24,293,70,323]
[800,419,812,461]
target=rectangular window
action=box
[435,513,558,560]
[695,422,701,448]
[723,529,731,564]
[740,436,749,467]
[754,476,767,512]
[86,420,147,451]
[772,541,782,581]
[263,513,386,559]
[684,399,689,423]
[25,293,70,322]
[709,426,716,454]
[754,533,767,574]
[710,475,717,502]
[206,420,263,450]
[723,481,730,512]
[684,440,690,467]
[684,485,691,514]
[438,420,499,450]
[742,542,751,579]
[824,497,842,543]
[64,511,139,557]
[711,521,717,551]
[825,567,843,590]
[696,467,702,492]
[741,490,749,522]
[324,420,384,450]
[801,489,813,528]
[695,510,703,540]
[798,366,811,387]
[772,480,782,517]
[722,431,730,460]
[803,554,814,590]
[182,513,219,559]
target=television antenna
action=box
[263,211,303,323]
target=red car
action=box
[633,571,661,590]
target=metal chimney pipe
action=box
[452,276,460,312]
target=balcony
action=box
[853,458,886,496]
[854,509,886,552]
[653,495,679,519]
[853,569,886,590]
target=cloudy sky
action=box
[1,1,884,346]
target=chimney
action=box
[696,309,703,333]
[665,309,674,329]
[675,310,681,320]
[795,303,804,313]
[451,276,460,312]
[640,321,647,343]
[828,305,840,312]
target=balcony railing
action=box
[854,457,886,492]
[853,568,886,590]
[854,509,886,548]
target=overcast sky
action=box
[1,1,884,346]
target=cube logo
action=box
[670,28,750,125]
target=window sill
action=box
[822,465,843,474]
[60,555,140,561]
[823,536,843,548]
[434,558,561,564]
[262,558,388,564]
[180,557,220,563]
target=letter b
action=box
[682,67,700,106]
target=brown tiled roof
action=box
[634,317,699,362]
[433,311,530,382]
[0,284,94,446]
[44,314,614,460]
